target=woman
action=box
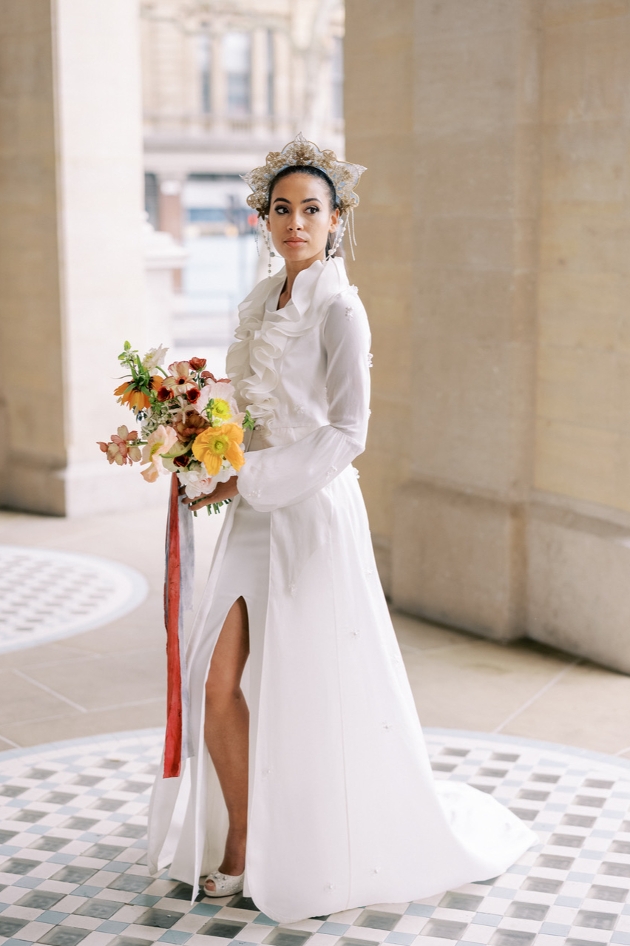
[148,134,536,923]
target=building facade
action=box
[140,0,344,237]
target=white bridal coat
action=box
[148,257,536,923]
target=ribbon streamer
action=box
[163,473,194,778]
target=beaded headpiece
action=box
[242,132,366,217]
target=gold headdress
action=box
[242,132,366,217]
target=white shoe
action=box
[203,870,245,898]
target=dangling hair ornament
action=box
[242,132,366,264]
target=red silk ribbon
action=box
[163,473,183,778]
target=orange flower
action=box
[192,423,245,476]
[114,376,161,412]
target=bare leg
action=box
[204,596,250,887]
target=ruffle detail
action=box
[226,257,350,430]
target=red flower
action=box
[173,453,191,468]
[156,385,174,402]
[201,370,231,383]
[189,357,207,371]
[186,386,201,404]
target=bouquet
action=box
[98,342,254,513]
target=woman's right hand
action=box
[178,476,239,512]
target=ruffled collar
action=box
[226,257,349,428]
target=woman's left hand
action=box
[179,476,239,512]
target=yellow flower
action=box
[192,423,245,476]
[211,398,232,422]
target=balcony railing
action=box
[143,111,344,141]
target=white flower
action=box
[142,344,169,370]
[177,464,233,499]
[194,379,239,418]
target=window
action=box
[331,36,343,121]
[224,31,251,115]
[144,173,159,229]
[197,33,211,114]
[266,29,275,116]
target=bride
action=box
[147,134,536,923]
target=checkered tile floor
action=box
[1,729,630,946]
[0,547,148,653]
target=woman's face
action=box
[266,173,340,265]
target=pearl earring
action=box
[259,217,275,276]
[327,216,347,260]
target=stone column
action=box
[344,1,414,593]
[0,0,151,516]
[346,0,630,673]
[211,31,225,131]
[346,0,541,641]
[158,175,185,244]
[251,28,268,134]
[526,2,630,670]
[274,28,292,138]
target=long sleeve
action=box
[236,290,371,513]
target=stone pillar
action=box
[346,0,540,641]
[0,0,152,516]
[211,31,225,131]
[158,176,185,243]
[143,219,187,351]
[346,0,630,673]
[274,28,292,138]
[344,1,414,594]
[251,28,268,133]
[526,2,630,670]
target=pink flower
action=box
[162,361,198,398]
[140,425,179,482]
[97,426,141,466]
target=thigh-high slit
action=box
[167,495,271,882]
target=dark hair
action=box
[267,165,342,257]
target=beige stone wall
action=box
[535,1,630,513]
[0,0,151,516]
[344,0,414,590]
[0,2,67,512]
[346,0,630,670]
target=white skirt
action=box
[154,477,536,922]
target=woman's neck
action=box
[277,251,326,309]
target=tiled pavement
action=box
[2,730,630,946]
[3,503,630,944]
[2,504,630,757]
[0,547,147,655]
